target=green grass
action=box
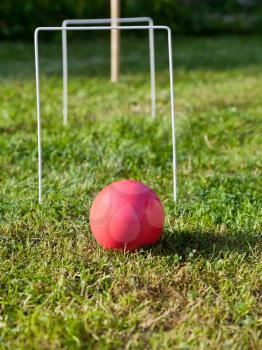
[0,34,261,349]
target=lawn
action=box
[0,34,261,349]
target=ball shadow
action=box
[149,228,260,260]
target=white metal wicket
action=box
[34,25,176,204]
[62,17,156,124]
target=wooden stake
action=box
[111,0,120,83]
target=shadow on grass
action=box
[150,229,261,259]
[1,35,262,80]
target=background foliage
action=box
[0,0,262,39]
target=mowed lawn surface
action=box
[0,34,261,349]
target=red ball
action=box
[89,180,165,251]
